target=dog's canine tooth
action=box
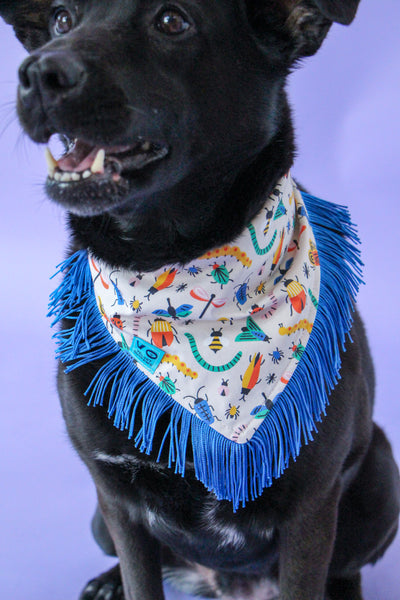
[45,147,58,178]
[91,148,105,174]
[82,170,92,179]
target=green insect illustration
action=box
[290,341,306,361]
[157,372,179,395]
[208,262,233,288]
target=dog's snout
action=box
[18,52,85,104]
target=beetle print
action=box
[233,276,252,309]
[185,386,215,424]
[282,277,307,315]
[147,318,179,348]
[209,262,233,288]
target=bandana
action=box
[49,173,362,510]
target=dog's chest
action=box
[94,450,277,568]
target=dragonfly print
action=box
[190,287,227,318]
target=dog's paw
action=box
[79,564,124,600]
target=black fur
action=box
[1,1,399,599]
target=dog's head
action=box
[1,0,360,267]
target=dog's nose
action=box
[18,51,85,105]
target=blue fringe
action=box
[48,192,362,511]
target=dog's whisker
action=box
[126,104,150,118]
[126,104,165,134]
[0,112,19,141]
[0,99,17,111]
[14,129,40,163]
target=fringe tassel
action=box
[48,192,362,511]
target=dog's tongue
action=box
[57,139,102,173]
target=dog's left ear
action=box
[0,0,52,51]
[246,0,361,60]
[311,0,361,25]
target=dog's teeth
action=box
[60,172,73,182]
[71,172,81,181]
[54,171,62,181]
[91,148,105,174]
[82,170,92,179]
[141,141,151,152]
[45,147,58,178]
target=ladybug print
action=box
[111,313,125,331]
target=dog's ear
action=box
[311,0,361,25]
[245,0,361,60]
[0,1,52,51]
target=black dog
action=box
[2,1,400,599]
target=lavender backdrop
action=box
[1,2,399,598]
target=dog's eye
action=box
[156,9,191,36]
[52,8,73,36]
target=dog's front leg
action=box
[278,483,340,600]
[97,488,165,600]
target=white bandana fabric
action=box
[89,174,320,444]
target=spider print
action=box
[303,262,311,279]
[225,404,240,420]
[269,347,284,364]
[130,296,143,313]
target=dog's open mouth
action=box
[45,135,169,184]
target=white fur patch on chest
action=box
[93,451,165,473]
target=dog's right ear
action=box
[0,0,52,51]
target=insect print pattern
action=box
[269,347,284,365]
[109,271,128,307]
[282,277,307,315]
[185,386,216,424]
[290,340,306,361]
[209,262,233,288]
[234,277,252,309]
[225,403,240,420]
[251,394,274,419]
[110,313,125,331]
[130,296,143,313]
[218,379,230,396]
[157,373,179,396]
[240,353,264,400]
[89,173,320,445]
[153,297,193,320]
[209,328,224,354]
[185,265,202,277]
[145,268,179,300]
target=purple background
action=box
[1,2,399,598]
